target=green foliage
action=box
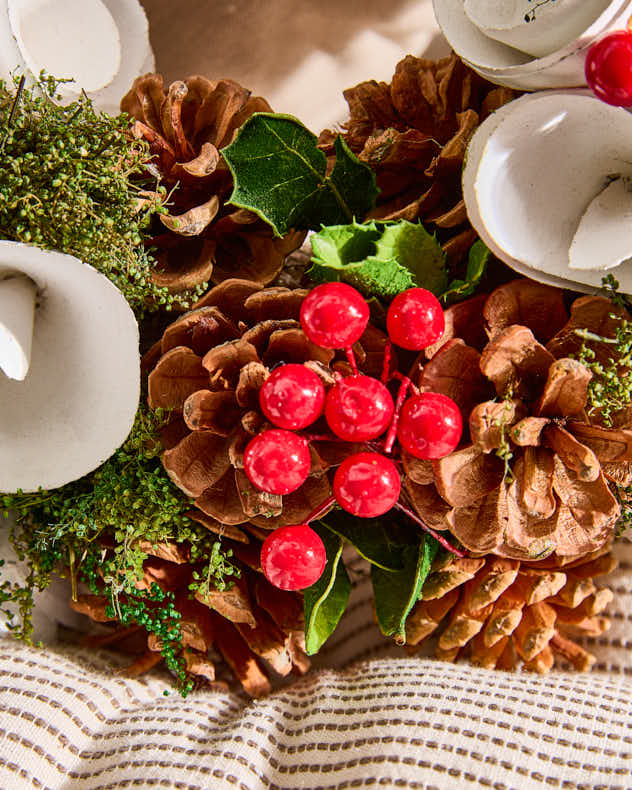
[371,534,438,645]
[303,522,351,655]
[0,405,236,694]
[112,583,194,697]
[318,509,406,572]
[189,541,240,598]
[223,113,378,236]
[0,75,198,316]
[441,240,491,304]
[574,316,632,428]
[309,219,447,299]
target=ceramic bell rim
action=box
[462,89,632,294]
[0,0,154,115]
[433,0,632,91]
[0,241,140,493]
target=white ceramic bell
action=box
[433,0,632,90]
[462,90,632,293]
[0,0,154,115]
[0,241,140,492]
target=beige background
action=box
[139,0,447,130]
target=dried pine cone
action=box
[403,279,631,562]
[71,539,309,697]
[318,53,517,266]
[406,547,618,672]
[145,278,388,531]
[121,75,305,295]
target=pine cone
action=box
[405,547,617,673]
[120,279,387,694]
[318,54,517,266]
[403,279,631,562]
[121,75,305,295]
[71,538,309,697]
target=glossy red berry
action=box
[586,31,632,106]
[261,525,327,590]
[325,374,394,441]
[386,288,445,350]
[333,452,401,518]
[397,392,462,459]
[259,364,325,430]
[244,429,310,495]
[300,282,370,349]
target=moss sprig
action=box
[0,75,204,316]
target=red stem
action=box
[345,346,358,374]
[392,371,419,395]
[394,501,466,558]
[383,376,411,454]
[381,340,393,383]
[304,495,337,525]
[302,433,348,443]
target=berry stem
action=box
[392,371,419,395]
[383,376,412,454]
[302,433,349,443]
[345,346,358,374]
[394,501,466,558]
[304,495,337,525]
[381,340,393,383]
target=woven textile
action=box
[0,542,631,790]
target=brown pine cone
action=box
[121,75,305,296]
[71,539,309,697]
[403,279,631,562]
[145,278,387,531]
[405,547,617,673]
[318,53,517,266]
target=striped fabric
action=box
[0,541,631,789]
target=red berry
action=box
[333,452,401,518]
[586,31,632,107]
[386,288,445,350]
[325,374,394,441]
[397,392,462,459]
[244,429,310,495]
[300,282,369,349]
[259,364,325,430]
[261,525,326,590]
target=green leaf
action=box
[318,510,406,571]
[310,220,381,268]
[371,535,439,644]
[441,239,491,303]
[309,219,447,299]
[222,113,378,236]
[303,522,351,655]
[373,220,448,296]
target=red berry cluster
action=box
[244,282,463,592]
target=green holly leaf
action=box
[308,218,447,299]
[371,534,438,644]
[318,510,405,572]
[373,220,448,296]
[441,240,491,303]
[303,523,351,655]
[222,114,378,236]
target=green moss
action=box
[0,75,205,316]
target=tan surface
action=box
[0,540,631,789]
[139,0,447,129]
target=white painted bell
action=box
[462,90,632,293]
[0,0,154,115]
[433,0,632,90]
[0,241,140,492]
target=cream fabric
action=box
[0,541,632,789]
